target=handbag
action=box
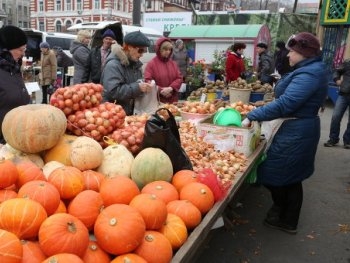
[142,108,193,173]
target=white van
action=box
[67,21,163,67]
[22,29,76,62]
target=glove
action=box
[241,117,251,127]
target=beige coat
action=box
[39,49,57,86]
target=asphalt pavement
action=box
[194,99,350,263]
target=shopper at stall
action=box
[39,42,57,103]
[274,40,292,76]
[70,30,91,84]
[225,42,246,82]
[101,31,154,115]
[82,29,116,84]
[171,39,188,80]
[0,25,30,144]
[144,37,183,104]
[256,42,274,85]
[242,32,328,234]
[52,46,73,87]
[324,59,350,148]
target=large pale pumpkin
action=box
[70,136,103,171]
[97,144,134,178]
[2,104,67,153]
[131,148,173,189]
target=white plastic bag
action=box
[134,80,160,115]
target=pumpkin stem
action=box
[109,217,117,226]
[67,221,77,233]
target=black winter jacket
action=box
[333,59,350,95]
[82,46,111,84]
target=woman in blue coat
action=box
[242,32,328,234]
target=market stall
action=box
[171,140,266,262]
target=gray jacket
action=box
[101,43,144,115]
[69,41,90,84]
[333,59,350,95]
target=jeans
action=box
[328,94,350,144]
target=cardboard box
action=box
[197,116,261,157]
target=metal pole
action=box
[133,0,141,26]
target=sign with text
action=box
[143,12,192,34]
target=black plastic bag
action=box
[142,108,193,173]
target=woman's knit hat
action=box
[0,25,27,50]
[286,32,321,58]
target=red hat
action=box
[286,32,321,58]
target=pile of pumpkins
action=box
[0,104,221,262]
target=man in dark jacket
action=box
[82,29,116,84]
[274,40,292,76]
[52,46,73,87]
[256,42,274,85]
[324,59,350,148]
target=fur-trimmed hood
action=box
[107,42,143,69]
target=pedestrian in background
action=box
[256,42,274,85]
[274,40,292,76]
[52,46,73,87]
[82,29,116,84]
[39,42,57,103]
[324,59,350,149]
[172,39,188,80]
[242,32,328,234]
[225,42,246,82]
[70,30,91,84]
[101,31,154,115]
[0,25,30,144]
[144,37,183,104]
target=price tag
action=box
[200,93,206,103]
[25,82,40,93]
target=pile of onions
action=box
[66,102,126,142]
[109,115,148,154]
[50,83,103,116]
[179,101,217,114]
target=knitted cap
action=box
[124,31,150,47]
[286,32,321,58]
[175,39,183,47]
[102,29,116,40]
[39,42,50,49]
[0,25,27,50]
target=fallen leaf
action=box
[306,234,315,239]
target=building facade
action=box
[0,0,30,28]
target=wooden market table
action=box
[171,139,266,263]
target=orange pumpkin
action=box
[129,193,167,230]
[21,240,46,263]
[0,198,47,239]
[17,180,61,216]
[81,170,105,191]
[15,159,46,188]
[0,229,22,263]
[166,200,202,230]
[159,213,188,250]
[141,180,179,204]
[43,134,78,165]
[2,104,67,153]
[67,190,104,230]
[41,253,84,263]
[48,166,84,200]
[171,169,198,192]
[179,182,215,214]
[82,240,111,263]
[0,189,17,203]
[111,253,147,263]
[134,231,173,263]
[99,176,140,206]
[0,158,19,189]
[94,204,146,255]
[38,213,89,257]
